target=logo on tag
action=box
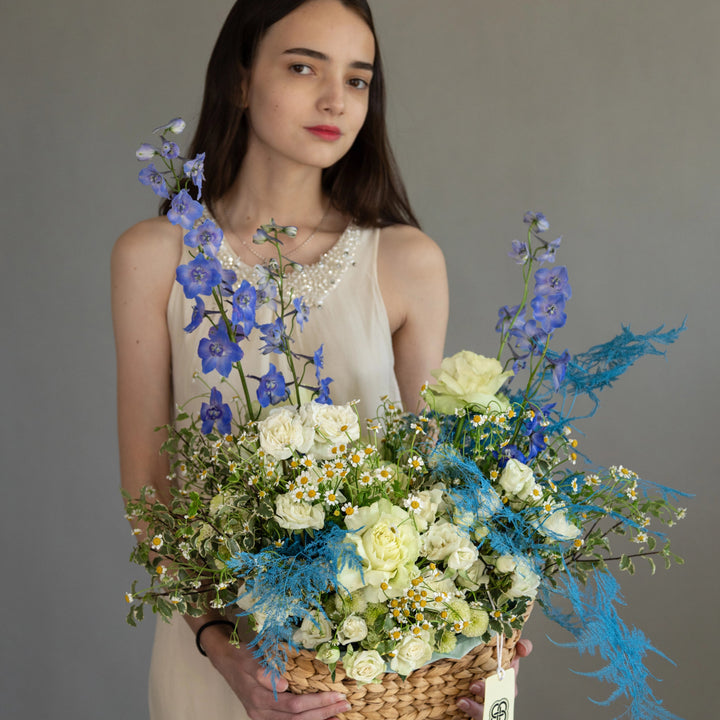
[490,698,509,720]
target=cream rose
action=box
[499,459,535,498]
[257,407,314,460]
[337,499,420,597]
[446,540,480,572]
[337,614,368,645]
[535,507,582,541]
[427,351,513,414]
[292,612,333,649]
[506,557,541,600]
[421,520,467,561]
[299,401,360,458]
[456,558,490,591]
[342,649,385,684]
[274,492,324,531]
[389,633,434,675]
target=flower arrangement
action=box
[124,121,687,719]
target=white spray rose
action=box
[389,633,434,675]
[495,554,517,573]
[457,558,490,591]
[421,520,466,561]
[274,492,324,531]
[506,557,541,600]
[342,649,386,684]
[536,508,582,541]
[447,540,480,572]
[427,351,513,414]
[409,488,444,532]
[299,401,359,458]
[292,612,333,649]
[257,407,314,460]
[499,459,535,498]
[337,614,368,645]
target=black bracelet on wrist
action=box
[195,619,235,657]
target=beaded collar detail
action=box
[208,207,362,308]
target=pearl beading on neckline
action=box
[211,211,361,308]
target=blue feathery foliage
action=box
[542,571,682,720]
[226,524,363,683]
[531,321,686,429]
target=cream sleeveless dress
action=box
[149,224,400,719]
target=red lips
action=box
[305,125,342,141]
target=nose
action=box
[318,75,345,115]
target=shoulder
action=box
[377,223,447,288]
[111,217,183,308]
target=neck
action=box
[220,145,327,231]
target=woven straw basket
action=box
[285,624,525,720]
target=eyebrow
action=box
[282,47,374,73]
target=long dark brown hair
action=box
[162,0,419,229]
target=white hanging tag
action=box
[482,633,514,720]
[482,666,515,720]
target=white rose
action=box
[535,508,582,541]
[457,559,490,591]
[427,351,513,414]
[300,402,360,458]
[421,520,466,561]
[342,649,385,684]
[337,614,368,645]
[499,459,535,498]
[410,488,444,532]
[338,499,420,595]
[446,540,479,572]
[495,554,517,573]
[274,492,325,531]
[257,407,313,460]
[292,612,333,649]
[506,557,541,600]
[389,634,434,675]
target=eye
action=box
[289,63,313,75]
[348,77,370,90]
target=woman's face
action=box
[242,0,375,172]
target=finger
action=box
[469,679,485,698]
[274,690,350,718]
[457,697,483,719]
[255,668,289,693]
[515,638,533,657]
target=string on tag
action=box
[495,632,505,681]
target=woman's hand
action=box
[455,638,534,719]
[202,623,352,720]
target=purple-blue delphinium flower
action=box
[232,280,257,336]
[256,364,288,407]
[183,153,205,199]
[136,143,156,161]
[176,254,222,299]
[537,236,562,264]
[509,239,530,265]
[524,211,549,233]
[316,377,333,404]
[198,323,244,377]
[153,117,186,135]
[293,297,310,330]
[496,304,525,334]
[531,293,567,333]
[184,296,206,333]
[313,345,325,381]
[161,140,180,159]
[219,268,238,297]
[184,219,223,257]
[535,266,572,301]
[138,164,170,199]
[510,319,548,356]
[546,349,571,391]
[259,318,286,355]
[200,387,233,435]
[168,189,204,230]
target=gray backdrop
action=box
[2,1,717,718]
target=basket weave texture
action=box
[285,626,524,720]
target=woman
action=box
[112,1,529,718]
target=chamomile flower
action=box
[407,456,425,471]
[403,495,425,513]
[324,490,340,505]
[633,531,648,544]
[347,450,363,467]
[124,592,134,604]
[170,595,183,605]
[341,502,357,517]
[150,535,164,551]
[359,471,374,486]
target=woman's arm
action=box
[112,220,349,720]
[377,225,450,411]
